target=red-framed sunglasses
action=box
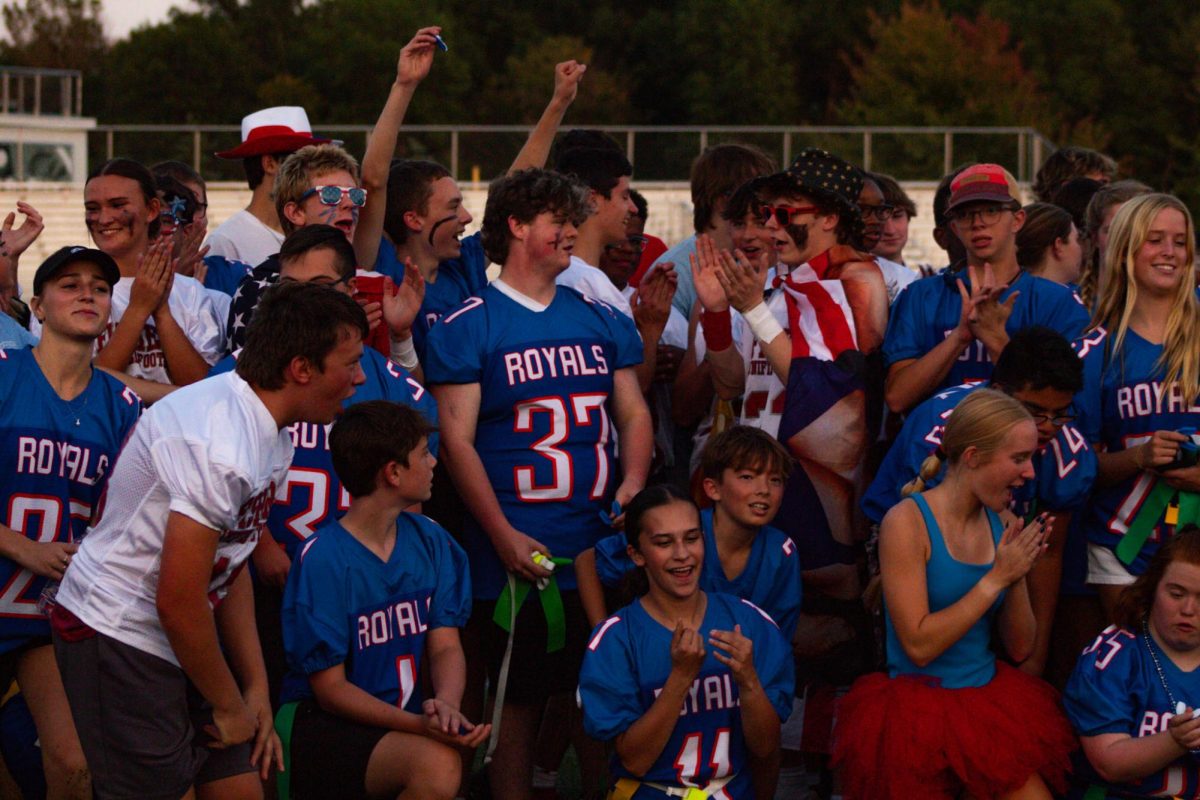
[756,204,819,226]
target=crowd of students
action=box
[1,25,1199,800]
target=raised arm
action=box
[690,235,748,399]
[884,279,976,413]
[630,266,676,392]
[507,60,587,175]
[885,266,1006,413]
[153,276,213,386]
[96,239,172,374]
[0,202,44,296]
[353,26,440,271]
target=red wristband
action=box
[700,307,733,351]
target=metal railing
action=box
[0,66,84,117]
[89,124,1055,184]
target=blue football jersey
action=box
[1064,624,1200,798]
[882,270,1090,390]
[1074,326,1200,575]
[579,593,794,800]
[202,255,253,297]
[592,508,802,639]
[280,514,471,710]
[0,348,140,651]
[210,348,439,559]
[373,233,489,361]
[424,283,643,599]
[862,383,1097,524]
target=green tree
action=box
[480,36,631,124]
[672,0,804,125]
[0,0,107,71]
[839,3,1057,128]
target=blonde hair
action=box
[1090,193,1200,405]
[901,389,1033,495]
[274,144,361,235]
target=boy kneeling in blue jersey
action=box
[279,401,488,800]
[577,425,802,643]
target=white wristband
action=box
[389,334,419,371]
[742,302,784,345]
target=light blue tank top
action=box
[884,493,1005,689]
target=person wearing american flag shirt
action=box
[692,150,889,798]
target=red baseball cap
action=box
[947,164,1021,212]
[215,106,332,159]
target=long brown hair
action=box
[1114,525,1200,630]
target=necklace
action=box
[1143,618,1200,755]
[32,350,90,426]
[63,392,90,427]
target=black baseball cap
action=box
[33,246,120,296]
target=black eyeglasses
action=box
[604,235,650,254]
[949,204,1015,226]
[1021,402,1075,428]
[858,203,896,222]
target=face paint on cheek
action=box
[427,215,458,247]
[785,222,809,251]
[319,205,339,226]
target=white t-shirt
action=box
[693,293,787,437]
[56,371,294,665]
[875,255,919,304]
[32,274,225,384]
[556,256,634,318]
[205,209,285,268]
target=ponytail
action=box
[902,449,946,496]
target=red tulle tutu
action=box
[831,662,1076,800]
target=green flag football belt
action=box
[1115,480,1200,566]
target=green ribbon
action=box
[1082,785,1108,800]
[492,556,573,653]
[273,700,299,800]
[1116,480,1200,565]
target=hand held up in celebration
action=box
[986,513,1051,589]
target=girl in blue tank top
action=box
[834,389,1075,800]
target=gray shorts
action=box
[53,626,255,800]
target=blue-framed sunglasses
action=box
[300,185,367,207]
